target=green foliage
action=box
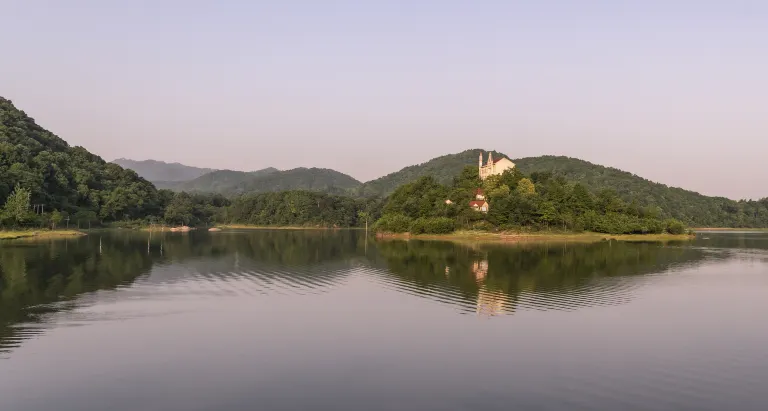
[373,213,412,233]
[373,160,689,236]
[515,155,768,227]
[665,219,687,235]
[50,210,62,229]
[587,212,665,235]
[226,190,380,227]
[515,178,536,197]
[409,217,455,234]
[1,186,32,226]
[383,176,451,219]
[163,192,230,226]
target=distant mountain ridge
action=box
[158,167,359,195]
[112,158,215,182]
[154,168,279,191]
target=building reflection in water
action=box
[472,260,488,281]
[473,258,508,317]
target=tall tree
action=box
[2,186,32,225]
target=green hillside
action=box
[239,168,361,195]
[0,97,162,222]
[113,158,215,182]
[164,167,361,195]
[512,156,755,226]
[358,149,507,196]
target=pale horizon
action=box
[2,1,766,200]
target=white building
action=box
[479,152,515,180]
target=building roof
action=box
[469,200,488,207]
[493,157,508,164]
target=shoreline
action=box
[217,224,360,230]
[121,224,359,232]
[376,230,696,243]
[692,227,768,232]
[0,230,86,241]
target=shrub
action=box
[665,219,687,235]
[410,217,455,234]
[373,213,412,233]
[590,213,665,234]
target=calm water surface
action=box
[1,230,767,410]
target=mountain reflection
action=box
[367,239,707,316]
[1,230,712,356]
[0,230,363,355]
[0,235,155,355]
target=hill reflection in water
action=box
[0,230,710,355]
[366,238,708,316]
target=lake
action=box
[1,230,767,410]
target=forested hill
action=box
[113,158,216,182]
[358,149,508,197]
[513,156,759,227]
[360,149,768,227]
[3,92,765,230]
[0,97,161,221]
[164,167,361,195]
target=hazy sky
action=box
[2,1,766,199]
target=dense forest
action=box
[226,191,382,227]
[514,156,768,227]
[0,97,164,227]
[374,166,688,235]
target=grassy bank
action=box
[0,229,85,241]
[218,224,358,230]
[376,230,696,243]
[692,227,768,231]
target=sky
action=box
[1,0,767,199]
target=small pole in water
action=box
[99,237,102,254]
